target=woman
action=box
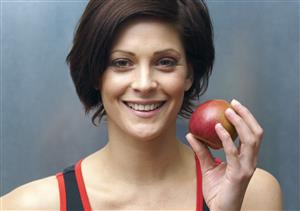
[1,0,282,210]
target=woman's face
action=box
[99,18,192,141]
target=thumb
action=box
[186,133,216,173]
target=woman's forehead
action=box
[110,18,184,54]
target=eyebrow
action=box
[111,48,182,57]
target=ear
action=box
[184,77,193,91]
[185,63,194,91]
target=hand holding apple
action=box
[189,99,238,149]
[186,99,265,211]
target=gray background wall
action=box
[1,1,299,210]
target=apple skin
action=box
[189,99,238,149]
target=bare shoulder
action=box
[242,168,283,211]
[1,175,60,210]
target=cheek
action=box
[159,74,186,117]
[159,73,187,95]
[100,73,130,99]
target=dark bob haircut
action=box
[66,0,214,126]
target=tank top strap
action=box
[56,172,67,211]
[194,154,210,211]
[56,160,91,211]
[74,160,92,211]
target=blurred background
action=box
[1,0,299,210]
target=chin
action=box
[128,126,164,142]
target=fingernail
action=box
[231,99,241,106]
[226,108,235,115]
[215,123,223,129]
[185,134,192,140]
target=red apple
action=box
[189,99,238,149]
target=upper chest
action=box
[78,147,200,210]
[85,177,197,210]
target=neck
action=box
[97,121,190,185]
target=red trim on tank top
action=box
[56,172,67,211]
[75,159,92,211]
[195,154,204,211]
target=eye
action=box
[156,57,177,68]
[111,58,133,68]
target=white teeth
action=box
[126,102,164,111]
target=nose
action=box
[130,65,158,93]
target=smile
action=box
[123,101,165,112]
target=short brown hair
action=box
[66,0,215,126]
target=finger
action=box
[185,133,216,173]
[215,123,239,167]
[225,107,254,147]
[231,99,264,141]
[225,108,259,168]
[238,137,260,169]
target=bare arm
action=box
[241,168,283,211]
[0,175,60,210]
